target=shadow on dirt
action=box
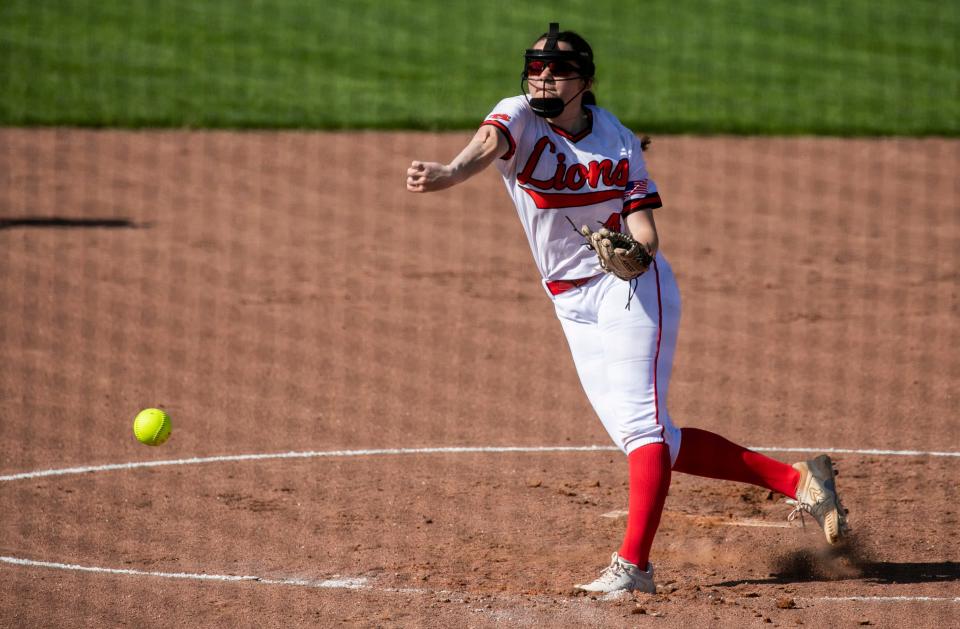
[713,536,960,586]
[855,561,960,584]
[715,559,960,586]
[0,217,144,230]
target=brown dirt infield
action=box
[1,129,958,627]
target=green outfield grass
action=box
[1,0,957,134]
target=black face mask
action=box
[521,23,595,119]
[528,95,565,118]
[527,87,589,118]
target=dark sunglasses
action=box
[525,59,580,78]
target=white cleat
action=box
[574,552,656,594]
[787,454,850,544]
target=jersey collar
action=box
[548,108,593,143]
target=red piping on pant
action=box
[652,259,664,438]
[622,262,665,450]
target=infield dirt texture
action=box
[1,129,958,627]
[2,1,959,626]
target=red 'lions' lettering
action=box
[518,136,629,191]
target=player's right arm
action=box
[406,125,509,193]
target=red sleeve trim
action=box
[480,120,516,160]
[621,193,663,217]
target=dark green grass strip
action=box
[1,0,957,134]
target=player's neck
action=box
[548,106,589,136]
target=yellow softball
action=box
[133,408,172,446]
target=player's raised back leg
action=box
[672,427,849,544]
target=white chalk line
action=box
[2,556,957,605]
[0,555,367,589]
[2,444,958,606]
[0,446,610,482]
[813,596,960,603]
[1,444,957,483]
[719,518,793,529]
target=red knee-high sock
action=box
[618,442,672,568]
[672,427,800,498]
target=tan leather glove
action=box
[580,225,654,281]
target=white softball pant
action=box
[548,254,683,462]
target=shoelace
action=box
[625,277,639,310]
[785,499,810,527]
[785,496,850,532]
[597,558,627,583]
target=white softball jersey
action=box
[480,95,682,459]
[481,95,662,283]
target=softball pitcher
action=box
[406,23,848,594]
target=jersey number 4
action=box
[602,213,622,232]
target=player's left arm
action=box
[625,208,658,258]
[621,132,661,256]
